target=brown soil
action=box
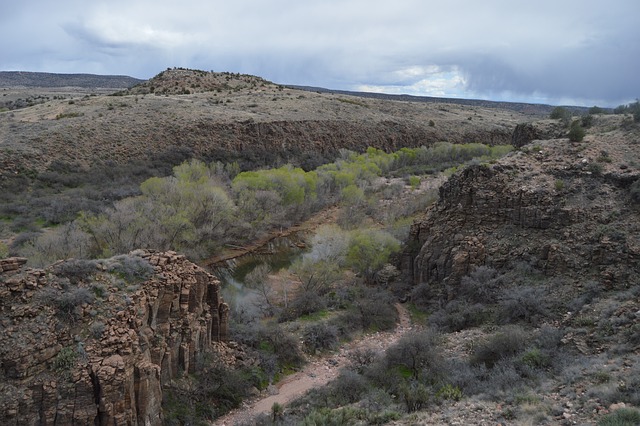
[213,303,414,426]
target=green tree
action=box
[568,120,586,142]
[550,106,570,122]
[345,229,400,282]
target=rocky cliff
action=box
[405,114,640,294]
[0,250,229,425]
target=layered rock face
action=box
[0,250,229,425]
[405,118,640,290]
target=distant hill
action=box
[288,85,590,115]
[0,71,144,88]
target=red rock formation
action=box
[0,250,229,425]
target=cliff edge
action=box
[0,250,229,425]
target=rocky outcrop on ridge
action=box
[405,114,640,294]
[0,250,229,425]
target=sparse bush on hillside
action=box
[52,259,98,285]
[550,106,570,123]
[0,241,8,259]
[614,99,640,122]
[568,120,586,142]
[598,407,640,426]
[459,265,502,303]
[385,329,444,381]
[37,285,95,321]
[497,285,550,325]
[302,322,339,354]
[471,325,529,368]
[429,300,490,332]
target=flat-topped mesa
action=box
[0,250,230,426]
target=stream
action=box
[208,232,311,316]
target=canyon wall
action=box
[0,250,229,425]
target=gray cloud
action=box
[1,0,638,106]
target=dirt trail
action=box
[213,303,414,426]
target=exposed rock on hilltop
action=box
[404,113,640,339]
[0,250,230,425]
[408,115,640,287]
[122,67,272,95]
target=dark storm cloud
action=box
[1,0,638,106]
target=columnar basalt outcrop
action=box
[404,128,640,289]
[0,250,229,425]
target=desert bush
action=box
[53,259,98,285]
[0,241,8,259]
[278,290,326,322]
[90,321,106,339]
[302,322,339,354]
[435,383,463,401]
[250,323,305,371]
[581,114,594,128]
[385,329,444,381]
[550,106,570,122]
[399,380,432,412]
[519,347,551,369]
[352,286,398,332]
[301,406,366,426]
[101,254,154,283]
[459,265,502,303]
[471,325,529,368]
[330,370,370,405]
[567,280,602,312]
[497,285,549,325]
[349,347,380,374]
[429,300,489,332]
[16,223,94,267]
[598,408,640,426]
[37,286,95,321]
[52,346,78,372]
[409,282,437,308]
[568,120,586,142]
[164,361,251,424]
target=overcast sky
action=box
[1,1,638,106]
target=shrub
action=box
[581,114,594,128]
[471,325,529,368]
[0,241,8,259]
[520,347,551,369]
[429,300,489,332]
[302,322,339,354]
[349,347,380,374]
[352,287,398,332]
[330,370,370,405]
[568,121,586,142]
[53,259,98,285]
[497,286,549,325]
[52,346,77,372]
[102,254,154,283]
[459,265,502,303]
[550,106,570,122]
[279,290,326,322]
[37,286,95,321]
[435,383,463,401]
[399,380,432,412]
[385,329,444,381]
[598,408,640,426]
